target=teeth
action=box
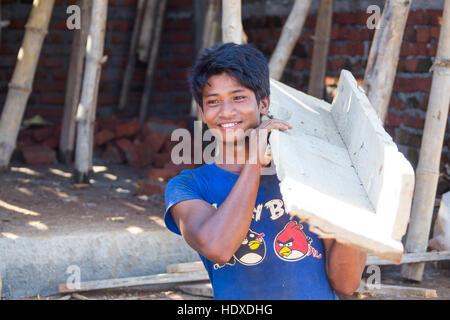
[221,122,238,128]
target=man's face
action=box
[198,72,269,144]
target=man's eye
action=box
[234,96,246,101]
[207,100,219,105]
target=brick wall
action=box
[0,0,448,191]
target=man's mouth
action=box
[219,122,241,128]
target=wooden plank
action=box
[367,251,450,266]
[167,261,206,273]
[402,1,450,282]
[59,0,91,163]
[269,0,313,80]
[118,0,146,110]
[166,251,450,276]
[362,0,411,122]
[356,281,438,299]
[307,0,333,98]
[177,283,213,298]
[0,0,55,169]
[58,271,209,293]
[267,70,414,264]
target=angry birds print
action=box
[234,229,266,265]
[213,229,266,269]
[274,221,322,261]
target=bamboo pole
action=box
[269,0,312,80]
[59,0,91,164]
[138,0,167,123]
[118,0,146,110]
[222,0,243,44]
[362,0,411,123]
[74,0,108,183]
[307,0,333,98]
[0,0,55,170]
[401,0,450,282]
[137,0,158,63]
[190,0,221,118]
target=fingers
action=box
[258,119,293,132]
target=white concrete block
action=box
[267,70,415,263]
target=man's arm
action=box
[171,163,262,264]
[170,119,292,265]
[323,239,366,295]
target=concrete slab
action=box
[267,70,414,263]
[0,228,197,299]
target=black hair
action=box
[189,42,270,109]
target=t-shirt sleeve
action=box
[164,170,204,235]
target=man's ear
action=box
[259,96,270,116]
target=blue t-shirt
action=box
[164,162,338,300]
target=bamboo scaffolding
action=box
[401,0,450,282]
[74,0,108,183]
[118,0,147,110]
[362,0,411,123]
[269,0,312,80]
[307,0,333,98]
[138,0,167,123]
[137,0,158,63]
[222,0,243,44]
[190,0,221,118]
[59,0,92,164]
[0,0,55,169]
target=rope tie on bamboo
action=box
[416,168,440,177]
[430,58,450,75]
[24,23,48,36]
[85,53,108,66]
[8,82,32,94]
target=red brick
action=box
[115,138,153,167]
[153,152,171,168]
[403,114,425,130]
[32,126,55,142]
[398,58,418,72]
[94,129,115,146]
[135,179,167,196]
[114,118,141,138]
[385,112,403,127]
[416,27,430,43]
[101,142,125,164]
[22,146,56,165]
[97,115,119,131]
[148,168,179,181]
[42,135,59,149]
[142,128,167,153]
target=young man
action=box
[164,43,366,300]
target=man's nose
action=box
[219,99,237,118]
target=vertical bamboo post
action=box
[401,1,450,282]
[308,0,333,98]
[138,0,167,123]
[269,0,312,80]
[137,0,158,63]
[0,0,54,169]
[190,0,221,118]
[362,0,411,123]
[59,0,91,164]
[118,0,146,110]
[74,0,108,183]
[222,0,243,44]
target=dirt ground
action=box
[0,161,448,300]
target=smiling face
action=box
[198,72,269,145]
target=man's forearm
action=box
[198,163,261,262]
[325,240,366,295]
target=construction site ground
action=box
[0,162,448,300]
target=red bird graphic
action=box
[274,221,312,261]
